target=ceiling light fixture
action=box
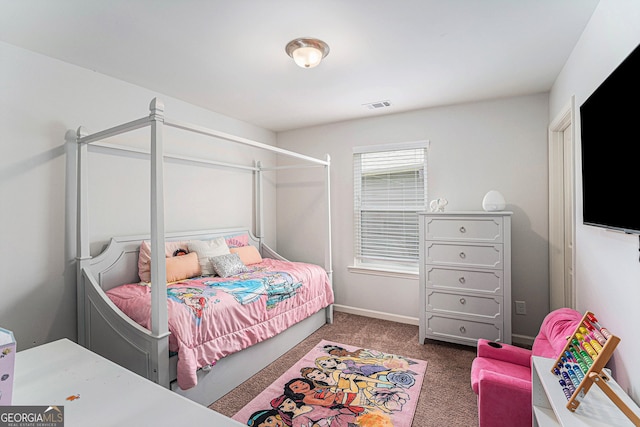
[285,37,330,68]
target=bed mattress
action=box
[106,258,334,389]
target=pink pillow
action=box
[138,240,189,282]
[230,245,263,265]
[225,233,249,248]
[166,252,201,283]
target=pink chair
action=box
[470,308,583,427]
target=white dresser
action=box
[419,211,512,346]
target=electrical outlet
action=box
[515,300,526,315]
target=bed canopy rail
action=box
[71,98,332,388]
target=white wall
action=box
[0,42,278,350]
[276,93,550,339]
[550,0,640,402]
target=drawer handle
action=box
[459,276,466,284]
[459,252,466,259]
[459,226,466,233]
[459,326,466,334]
[459,298,466,305]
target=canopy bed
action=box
[69,98,333,405]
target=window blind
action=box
[353,143,428,271]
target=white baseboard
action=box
[333,304,419,326]
[334,305,536,348]
[511,333,535,348]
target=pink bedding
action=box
[106,258,334,390]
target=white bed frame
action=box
[70,98,333,406]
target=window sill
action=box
[347,265,419,280]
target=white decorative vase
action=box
[482,190,506,212]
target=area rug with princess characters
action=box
[233,339,427,427]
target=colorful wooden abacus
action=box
[551,311,640,426]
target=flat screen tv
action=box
[580,43,640,234]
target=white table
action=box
[532,356,640,426]
[12,339,243,426]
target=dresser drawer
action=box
[425,217,503,242]
[426,266,502,294]
[426,290,503,319]
[425,242,503,268]
[425,314,502,344]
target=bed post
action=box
[73,126,90,345]
[324,154,334,324]
[149,98,170,387]
[255,160,264,248]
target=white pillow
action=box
[187,238,230,276]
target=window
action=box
[353,141,429,273]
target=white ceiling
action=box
[0,0,599,132]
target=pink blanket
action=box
[106,258,334,390]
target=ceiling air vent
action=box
[363,100,391,110]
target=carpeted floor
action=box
[209,311,479,426]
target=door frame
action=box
[548,96,576,310]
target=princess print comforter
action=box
[106,258,334,390]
